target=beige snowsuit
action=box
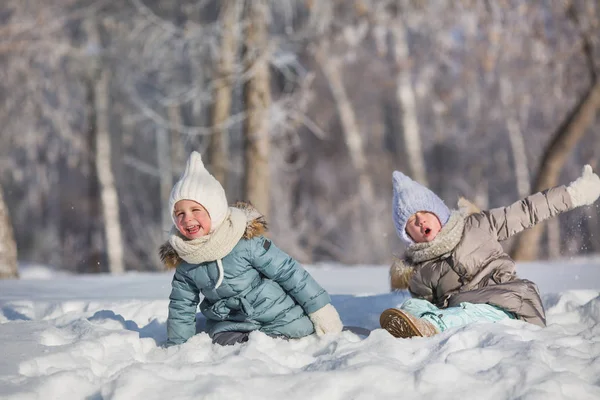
[392,186,574,327]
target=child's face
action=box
[405,211,442,243]
[174,200,212,239]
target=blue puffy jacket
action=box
[162,210,330,346]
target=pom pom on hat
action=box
[169,151,229,231]
[392,171,450,244]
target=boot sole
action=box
[380,308,424,338]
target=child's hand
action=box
[567,164,600,207]
[309,303,343,336]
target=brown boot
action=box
[380,308,439,338]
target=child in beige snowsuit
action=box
[381,165,600,338]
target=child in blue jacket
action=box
[160,151,343,346]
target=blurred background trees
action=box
[0,0,599,276]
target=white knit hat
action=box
[169,151,229,231]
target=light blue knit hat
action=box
[392,171,451,244]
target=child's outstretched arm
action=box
[166,268,200,346]
[475,164,600,242]
[249,237,343,335]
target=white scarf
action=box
[406,210,465,263]
[169,207,248,288]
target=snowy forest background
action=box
[1,0,600,278]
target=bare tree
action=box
[501,77,531,198]
[0,0,108,272]
[243,0,272,218]
[156,125,172,237]
[510,82,600,260]
[209,1,242,186]
[511,2,600,261]
[388,11,428,186]
[314,41,374,206]
[0,184,18,279]
[86,18,125,274]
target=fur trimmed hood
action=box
[390,197,480,291]
[159,201,268,269]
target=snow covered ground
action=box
[1,258,600,400]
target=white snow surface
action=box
[1,258,600,400]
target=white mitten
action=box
[309,303,343,336]
[567,164,600,207]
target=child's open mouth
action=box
[424,228,431,235]
[187,225,200,235]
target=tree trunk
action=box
[94,66,125,274]
[155,105,183,238]
[84,81,103,274]
[156,126,172,239]
[169,104,186,174]
[500,77,530,197]
[0,184,18,279]
[87,18,125,274]
[391,20,428,186]
[243,0,271,218]
[210,1,241,187]
[510,81,600,261]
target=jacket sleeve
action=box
[473,185,573,242]
[408,264,435,302]
[166,267,200,347]
[249,236,331,314]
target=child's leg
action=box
[382,299,514,338]
[399,298,441,317]
[419,302,514,332]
